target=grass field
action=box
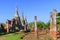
[0,33,24,40]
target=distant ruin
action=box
[0,5,30,33]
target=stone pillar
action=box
[50,9,57,40]
[34,16,37,32]
[53,9,57,40]
[34,16,38,38]
[11,19,13,32]
[6,20,9,33]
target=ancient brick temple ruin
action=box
[5,6,30,33]
[50,9,57,40]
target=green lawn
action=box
[0,33,24,40]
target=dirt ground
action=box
[18,30,54,40]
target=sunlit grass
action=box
[0,33,24,40]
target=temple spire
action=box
[25,16,27,24]
[22,11,25,20]
[13,5,19,18]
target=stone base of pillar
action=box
[50,31,57,40]
[34,30,38,38]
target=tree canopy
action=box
[56,12,60,27]
[29,21,49,29]
[29,12,60,29]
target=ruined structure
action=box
[5,6,30,33]
[50,9,57,40]
[34,16,38,38]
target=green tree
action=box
[29,21,46,29]
[29,22,34,28]
[56,12,60,27]
[0,23,5,26]
[45,21,50,28]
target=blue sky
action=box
[0,0,60,23]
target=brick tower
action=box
[34,16,37,32]
[34,16,38,38]
[50,9,57,40]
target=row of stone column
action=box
[33,9,57,40]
